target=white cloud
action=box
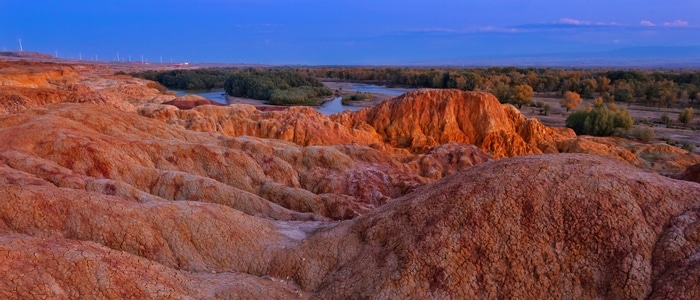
[664,20,689,27]
[556,18,618,27]
[640,20,655,27]
[559,18,586,25]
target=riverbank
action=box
[323,81,413,107]
[177,82,412,114]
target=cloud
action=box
[640,20,655,27]
[664,20,689,27]
[559,18,587,25]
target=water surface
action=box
[172,84,411,115]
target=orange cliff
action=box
[0,61,699,298]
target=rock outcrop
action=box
[294,154,700,299]
[332,89,575,158]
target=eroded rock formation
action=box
[0,61,699,299]
[2,154,699,298]
[332,89,575,157]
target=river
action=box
[171,84,412,115]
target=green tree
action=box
[612,83,634,105]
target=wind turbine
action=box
[18,39,23,52]
[117,52,120,62]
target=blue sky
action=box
[1,0,699,65]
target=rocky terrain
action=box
[0,61,699,299]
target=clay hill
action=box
[0,61,699,299]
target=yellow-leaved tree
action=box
[561,91,582,112]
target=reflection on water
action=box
[171,84,411,115]
[317,97,361,115]
[171,89,227,104]
[350,84,409,96]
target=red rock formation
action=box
[1,61,699,298]
[287,154,700,299]
[332,89,575,158]
[0,101,491,220]
[3,154,698,298]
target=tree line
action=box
[303,67,700,109]
[131,68,240,90]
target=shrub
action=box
[565,105,634,136]
[660,113,671,126]
[679,107,695,124]
[682,142,696,152]
[342,93,372,102]
[542,104,551,116]
[631,126,655,142]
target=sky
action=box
[1,0,699,65]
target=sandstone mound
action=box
[332,89,575,158]
[3,153,699,298]
[290,154,700,299]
